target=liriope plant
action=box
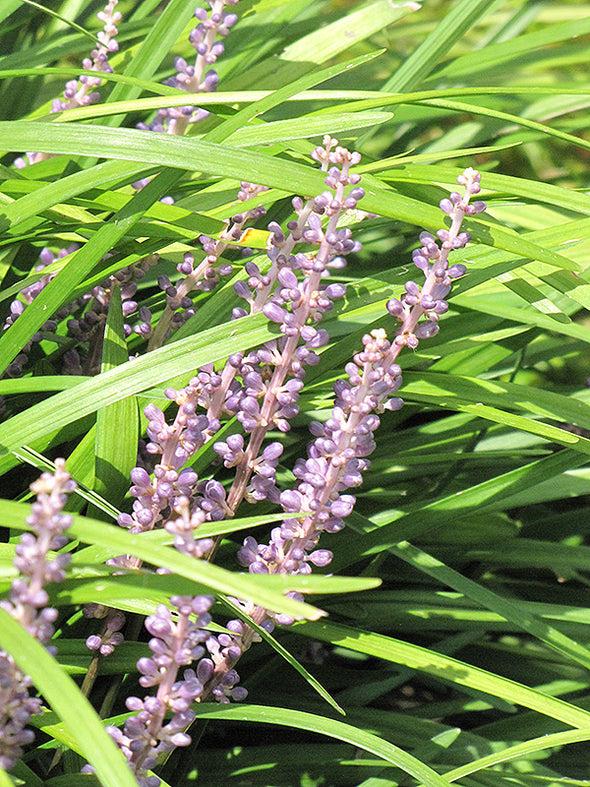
[2,1,590,786]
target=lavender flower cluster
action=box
[0,460,75,770]
[15,0,120,168]
[138,0,239,136]
[104,596,216,786]
[104,141,485,784]
[118,137,364,546]
[100,592,250,786]
[104,137,367,784]
[237,170,485,584]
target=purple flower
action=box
[239,168,485,617]
[107,594,247,785]
[0,460,75,771]
[15,1,120,168]
[140,0,241,138]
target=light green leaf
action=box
[0,499,324,620]
[383,0,498,92]
[226,111,393,147]
[281,0,419,64]
[0,121,578,275]
[445,728,590,781]
[93,286,138,514]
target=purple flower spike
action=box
[239,169,486,645]
[18,1,120,167]
[0,460,75,771]
[142,0,242,138]
[108,595,218,784]
[109,152,485,787]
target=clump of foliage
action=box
[2,1,590,786]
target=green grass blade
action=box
[403,371,590,432]
[431,15,590,83]
[2,160,155,231]
[226,111,393,147]
[352,448,587,547]
[445,728,590,781]
[383,0,498,92]
[0,1,21,26]
[203,50,383,144]
[92,286,139,514]
[388,540,590,672]
[0,122,579,274]
[425,96,590,154]
[377,162,590,217]
[0,767,14,787]
[190,704,453,787]
[280,0,419,64]
[0,499,323,620]
[221,595,345,716]
[17,0,100,44]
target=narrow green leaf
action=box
[383,0,498,92]
[203,50,383,145]
[54,573,381,609]
[378,162,590,218]
[351,448,587,548]
[93,286,138,513]
[190,704,453,787]
[17,0,100,44]
[0,66,181,96]
[0,767,14,787]
[226,111,393,147]
[494,269,570,324]
[21,84,590,126]
[298,620,590,730]
[403,371,590,432]
[0,122,577,274]
[465,538,590,572]
[71,511,293,564]
[280,0,419,64]
[425,96,590,156]
[0,499,324,620]
[387,540,590,672]
[0,376,85,394]
[0,1,21,26]
[430,15,590,83]
[445,728,590,781]
[453,285,590,338]
[103,0,197,110]
[2,160,191,234]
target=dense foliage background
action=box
[2,0,590,785]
